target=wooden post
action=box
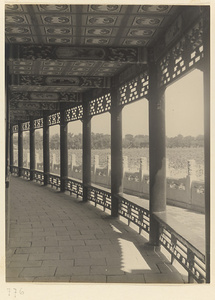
[30,118,35,181]
[60,106,68,192]
[82,99,91,202]
[43,113,50,186]
[148,61,166,246]
[10,126,13,172]
[18,122,23,177]
[111,88,123,217]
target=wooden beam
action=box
[12,75,111,89]
[9,91,82,102]
[8,45,147,64]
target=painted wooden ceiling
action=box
[5,4,184,123]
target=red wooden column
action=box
[30,118,35,181]
[148,61,166,245]
[60,105,68,192]
[82,99,91,202]
[110,88,123,217]
[43,113,50,186]
[18,122,23,177]
[202,8,210,284]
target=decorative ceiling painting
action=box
[6,4,185,123]
[5,4,174,46]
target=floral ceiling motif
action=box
[5,4,173,46]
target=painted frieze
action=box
[10,91,81,102]
[17,75,111,88]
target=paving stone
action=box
[7,277,35,282]
[84,239,112,246]
[145,272,185,283]
[156,262,177,273]
[70,275,107,283]
[42,259,74,267]
[107,274,145,283]
[90,266,125,276]
[15,247,45,254]
[44,246,73,253]
[34,276,70,282]
[73,245,101,252]
[56,230,70,236]
[10,254,29,261]
[90,251,120,259]
[20,236,45,242]
[105,257,123,265]
[20,267,56,277]
[59,240,85,246]
[31,240,59,247]
[29,253,59,261]
[71,234,96,240]
[9,261,43,268]
[6,268,23,278]
[60,252,90,260]
[10,231,32,238]
[65,229,81,236]
[56,266,90,276]
[32,231,56,237]
[75,258,106,266]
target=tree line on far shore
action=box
[14,132,204,150]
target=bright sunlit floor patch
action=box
[118,238,151,273]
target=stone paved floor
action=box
[6,176,186,283]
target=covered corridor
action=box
[5,4,210,284]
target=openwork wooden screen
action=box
[12,125,18,133]
[89,93,111,116]
[48,112,60,126]
[22,121,30,131]
[118,72,149,106]
[65,105,83,122]
[159,18,204,87]
[34,118,43,129]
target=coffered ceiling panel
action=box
[5,4,176,46]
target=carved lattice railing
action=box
[20,167,31,180]
[48,173,61,189]
[33,170,44,185]
[118,195,150,234]
[88,185,111,211]
[154,213,206,283]
[65,178,83,198]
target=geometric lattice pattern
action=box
[118,71,149,105]
[159,224,205,283]
[21,121,30,131]
[48,112,60,126]
[34,118,43,129]
[90,93,111,116]
[159,18,204,87]
[12,124,18,133]
[118,195,150,234]
[65,105,83,122]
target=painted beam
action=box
[9,91,82,102]
[8,45,147,63]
